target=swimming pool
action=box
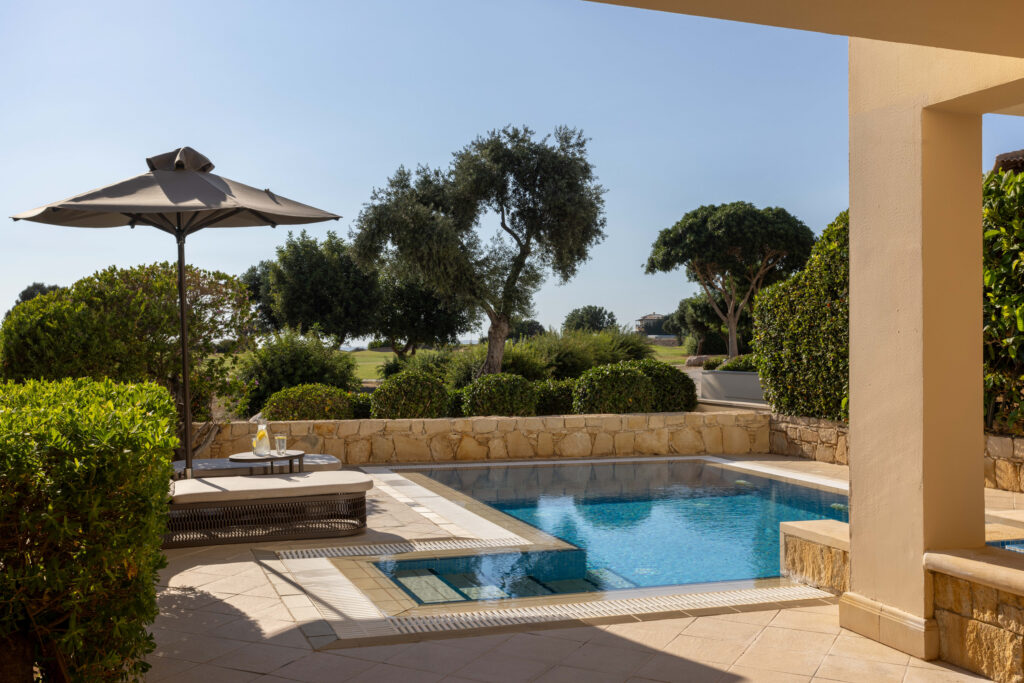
[377,460,848,604]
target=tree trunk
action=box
[726,314,740,358]
[477,315,510,377]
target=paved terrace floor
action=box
[148,456,1006,682]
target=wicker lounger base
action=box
[164,492,367,548]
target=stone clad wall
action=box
[769,414,849,465]
[985,435,1024,493]
[932,572,1024,682]
[779,521,850,594]
[200,411,771,465]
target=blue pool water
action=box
[379,460,849,604]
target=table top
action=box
[227,450,306,463]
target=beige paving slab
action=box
[813,653,907,683]
[732,642,826,676]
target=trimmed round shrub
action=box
[463,373,538,416]
[572,363,654,414]
[753,210,849,421]
[534,378,576,415]
[235,328,357,416]
[621,359,697,412]
[350,391,373,419]
[716,355,757,372]
[0,378,177,680]
[262,383,354,421]
[702,357,724,370]
[370,370,449,419]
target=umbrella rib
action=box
[246,208,278,227]
[191,208,244,232]
[123,213,177,236]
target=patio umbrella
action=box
[11,147,339,477]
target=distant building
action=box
[635,313,677,346]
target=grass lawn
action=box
[651,345,690,364]
[350,349,394,381]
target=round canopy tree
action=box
[353,125,606,376]
[562,305,618,333]
[373,270,478,359]
[645,202,814,357]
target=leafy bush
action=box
[378,355,405,378]
[350,391,373,419]
[235,328,357,416]
[444,344,549,389]
[370,370,449,419]
[463,373,537,416]
[716,355,757,372]
[572,363,654,414]
[752,211,850,421]
[983,170,1024,435]
[0,263,253,427]
[0,378,177,681]
[703,357,724,370]
[535,378,576,415]
[622,359,697,412]
[447,388,467,418]
[262,383,354,420]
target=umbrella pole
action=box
[176,232,194,479]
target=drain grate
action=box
[277,537,526,560]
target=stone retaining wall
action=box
[199,411,770,465]
[933,572,1024,682]
[769,414,849,465]
[779,520,850,594]
[986,435,1024,493]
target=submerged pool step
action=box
[443,573,508,600]
[394,569,467,604]
[587,568,636,590]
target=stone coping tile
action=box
[924,545,1024,596]
[780,520,850,552]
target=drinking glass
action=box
[275,435,287,455]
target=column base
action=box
[839,592,938,660]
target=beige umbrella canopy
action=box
[12,147,339,476]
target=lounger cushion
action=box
[170,470,373,505]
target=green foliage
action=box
[0,378,177,681]
[0,263,252,430]
[509,318,545,339]
[378,355,406,379]
[262,383,354,421]
[353,125,607,375]
[235,328,357,416]
[444,344,549,389]
[373,271,477,358]
[716,354,757,372]
[534,378,576,415]
[572,363,654,414]
[446,388,467,418]
[562,305,618,333]
[370,370,449,419]
[621,359,697,412]
[646,201,814,357]
[519,329,653,379]
[3,281,63,319]
[268,230,379,343]
[239,260,279,332]
[752,211,849,421]
[703,357,724,370]
[983,170,1024,435]
[463,373,537,416]
[663,293,751,355]
[350,391,373,419]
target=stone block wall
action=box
[779,521,850,594]
[932,572,1024,682]
[769,414,849,465]
[198,411,771,465]
[985,435,1024,493]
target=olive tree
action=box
[562,305,617,333]
[645,202,813,357]
[353,125,606,375]
[373,271,478,359]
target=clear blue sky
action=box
[2,0,1022,337]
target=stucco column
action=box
[841,39,985,659]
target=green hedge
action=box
[0,378,177,681]
[262,383,353,421]
[235,328,357,416]
[350,391,373,419]
[463,373,537,416]
[572,363,654,414]
[370,370,449,419]
[534,378,576,415]
[702,357,724,370]
[622,359,697,412]
[716,354,757,372]
[753,210,849,421]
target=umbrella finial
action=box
[146,147,214,173]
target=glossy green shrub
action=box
[534,378,576,415]
[370,370,449,419]
[350,391,373,419]
[463,373,537,416]
[621,359,697,412]
[0,378,177,681]
[983,170,1024,435]
[702,357,724,370]
[262,383,353,421]
[572,363,654,414]
[447,388,467,418]
[753,211,849,421]
[235,328,357,416]
[716,355,757,372]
